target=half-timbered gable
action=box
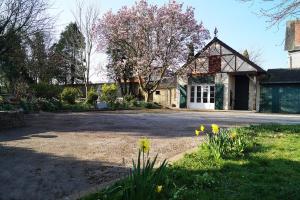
[183,37,265,75]
[176,36,266,111]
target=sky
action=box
[49,0,288,83]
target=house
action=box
[153,33,266,111]
[152,72,178,108]
[285,20,300,68]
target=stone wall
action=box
[0,111,25,129]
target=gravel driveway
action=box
[0,110,299,200]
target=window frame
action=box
[190,86,195,103]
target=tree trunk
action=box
[85,52,91,98]
[144,90,153,102]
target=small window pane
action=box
[210,86,215,103]
[203,86,208,103]
[196,86,202,103]
[156,91,160,95]
[190,86,195,102]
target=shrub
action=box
[100,84,118,107]
[196,125,254,160]
[86,87,98,105]
[32,83,62,99]
[20,98,61,113]
[61,102,93,112]
[14,80,30,99]
[20,98,39,113]
[61,87,81,104]
[0,103,16,111]
[36,98,61,112]
[0,96,3,104]
[139,101,161,109]
[123,94,138,107]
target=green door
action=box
[215,84,224,110]
[179,85,187,108]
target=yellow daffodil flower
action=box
[195,129,200,136]
[211,124,219,134]
[156,185,163,193]
[138,137,150,153]
[200,125,205,132]
[230,130,237,140]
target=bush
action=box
[0,103,16,111]
[123,94,137,107]
[86,87,98,105]
[61,87,82,104]
[32,83,62,99]
[14,80,30,99]
[36,98,61,112]
[100,84,118,107]
[139,101,161,109]
[196,125,254,160]
[20,98,39,113]
[20,98,61,113]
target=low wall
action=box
[0,111,25,129]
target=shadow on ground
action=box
[0,111,210,142]
[0,144,129,200]
[2,110,293,142]
[165,157,300,199]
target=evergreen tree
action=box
[55,23,86,85]
[243,49,250,59]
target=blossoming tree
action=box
[94,0,210,101]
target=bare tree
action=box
[0,0,53,56]
[242,48,264,65]
[239,0,300,26]
[73,0,100,98]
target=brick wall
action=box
[295,21,300,47]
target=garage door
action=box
[260,84,300,114]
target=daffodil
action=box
[195,129,200,136]
[230,130,237,140]
[200,125,205,132]
[211,124,219,134]
[138,137,150,153]
[156,185,163,193]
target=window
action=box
[203,86,208,103]
[190,86,195,102]
[196,86,202,102]
[156,91,160,95]
[210,86,215,103]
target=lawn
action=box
[82,124,300,200]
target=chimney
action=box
[285,20,300,68]
[295,21,300,47]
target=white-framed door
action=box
[188,84,215,110]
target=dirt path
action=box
[0,111,200,200]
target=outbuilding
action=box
[260,68,300,114]
[176,36,266,111]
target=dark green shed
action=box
[260,69,300,114]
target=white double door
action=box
[188,84,215,110]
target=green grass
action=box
[82,124,300,200]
